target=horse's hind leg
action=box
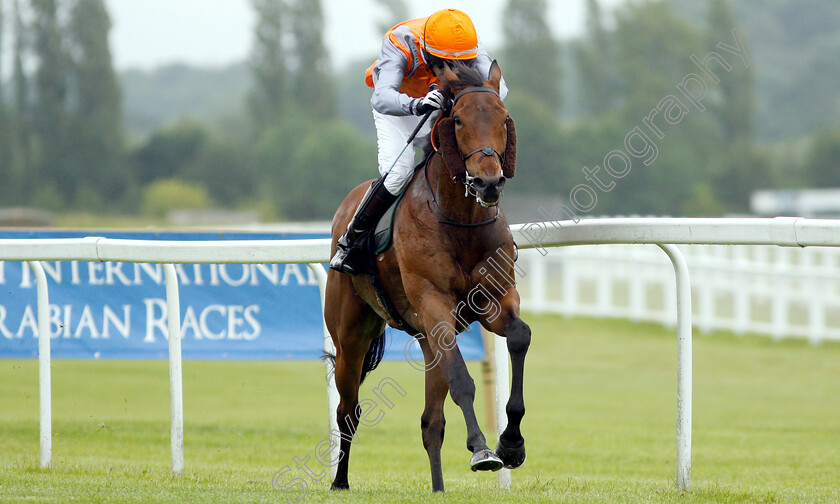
[330,337,369,490]
[418,338,449,492]
[325,271,385,490]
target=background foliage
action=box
[1,0,839,221]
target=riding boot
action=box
[330,177,398,276]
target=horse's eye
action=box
[453,116,462,127]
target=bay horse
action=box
[324,60,530,492]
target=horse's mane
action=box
[441,62,484,95]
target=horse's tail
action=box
[321,351,336,383]
[320,332,387,386]
[360,332,387,384]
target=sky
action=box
[103,0,626,72]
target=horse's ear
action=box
[503,116,517,179]
[488,60,502,92]
[431,64,446,84]
[443,62,459,86]
[437,117,467,181]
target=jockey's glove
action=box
[413,89,446,115]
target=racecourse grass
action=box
[2,313,839,503]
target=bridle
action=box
[424,156,500,227]
[444,86,508,209]
[462,145,505,209]
[425,85,508,226]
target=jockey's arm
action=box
[370,36,510,117]
[370,40,416,116]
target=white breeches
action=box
[373,109,438,195]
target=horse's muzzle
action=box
[472,175,507,205]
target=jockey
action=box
[330,8,508,275]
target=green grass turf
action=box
[1,313,839,503]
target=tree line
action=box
[1,0,838,222]
[497,0,837,216]
[0,0,123,212]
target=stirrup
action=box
[330,177,396,276]
[330,230,364,275]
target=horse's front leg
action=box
[409,288,502,473]
[495,315,531,468]
[476,277,531,469]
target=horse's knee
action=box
[421,412,446,449]
[421,408,445,430]
[337,400,354,418]
[337,400,360,431]
[505,317,531,354]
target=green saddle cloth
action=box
[372,187,410,255]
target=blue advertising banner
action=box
[0,231,485,361]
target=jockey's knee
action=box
[382,169,413,195]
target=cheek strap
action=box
[502,116,517,179]
[436,117,467,181]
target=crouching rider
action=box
[329,8,508,276]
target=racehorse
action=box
[324,60,530,493]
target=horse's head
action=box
[435,61,517,208]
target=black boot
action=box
[330,177,398,276]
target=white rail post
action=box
[657,244,692,491]
[494,333,512,489]
[663,249,678,328]
[28,261,52,469]
[307,263,340,479]
[163,264,184,475]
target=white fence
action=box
[517,243,840,343]
[4,217,840,493]
[0,237,333,478]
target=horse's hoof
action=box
[495,440,527,469]
[470,448,503,472]
[330,481,349,491]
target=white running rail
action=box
[2,217,839,491]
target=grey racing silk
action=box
[369,36,509,116]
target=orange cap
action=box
[423,9,478,60]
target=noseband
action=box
[449,87,506,208]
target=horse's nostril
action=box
[473,178,488,189]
